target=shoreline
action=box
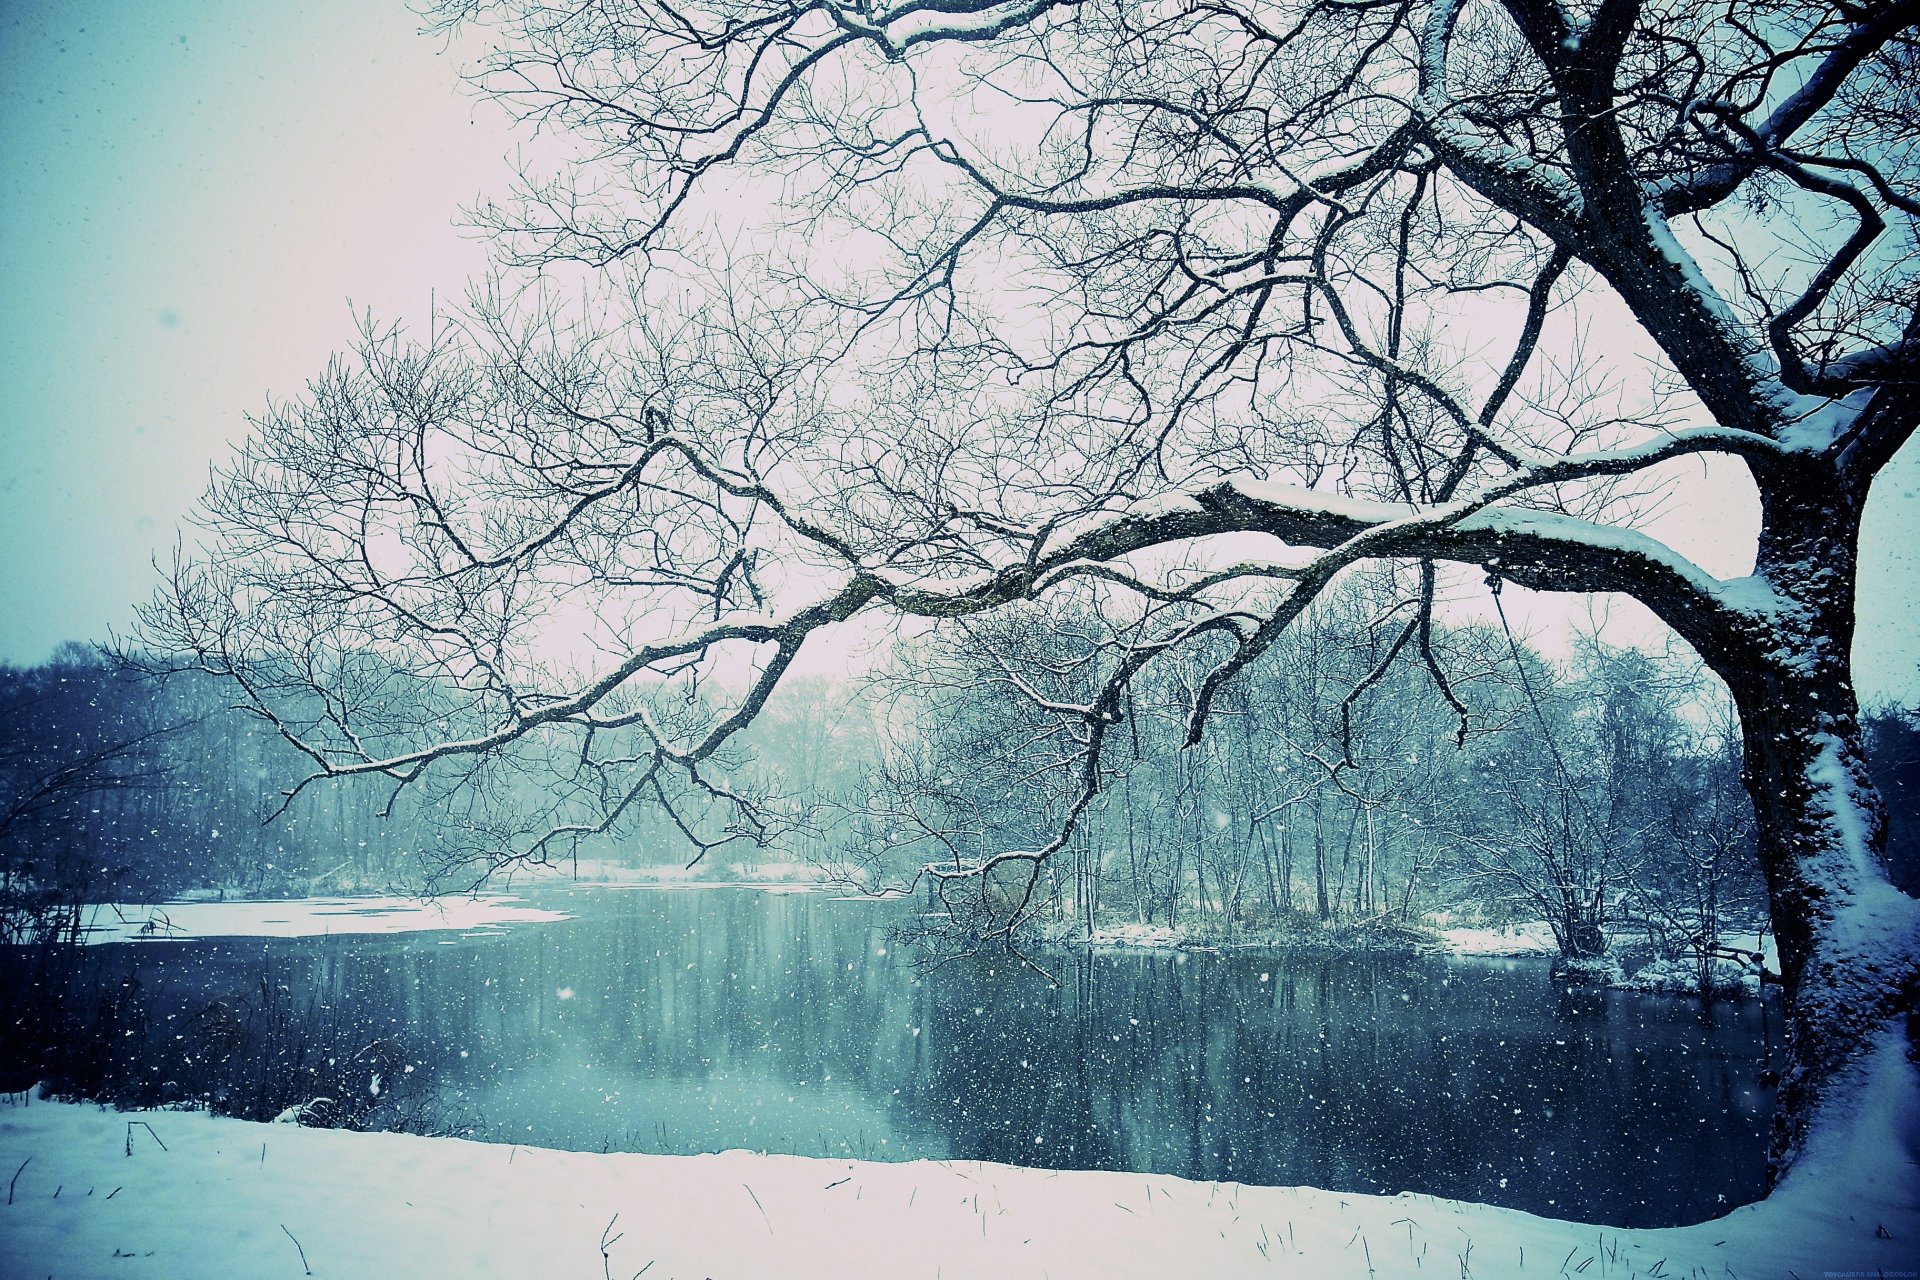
[1035,918,1778,998]
[52,888,1779,999]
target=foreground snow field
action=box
[3,1040,1913,1280]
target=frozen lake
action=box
[60,886,1775,1226]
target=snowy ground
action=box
[3,1039,1914,1280]
[1049,919,1782,991]
[1434,923,1785,997]
[78,894,571,944]
[1433,922,1558,957]
[1053,919,1430,952]
[1080,921,1189,949]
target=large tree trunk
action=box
[1717,472,1920,1182]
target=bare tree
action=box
[1619,681,1771,997]
[0,649,178,943]
[147,0,1918,1179]
[1445,630,1703,963]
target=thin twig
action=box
[124,1121,167,1155]
[601,1214,624,1280]
[743,1183,773,1233]
[281,1224,313,1276]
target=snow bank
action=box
[1,1086,1911,1280]
[78,894,570,944]
[1434,924,1783,996]
[1434,923,1556,957]
[1612,956,1762,997]
[1081,922,1189,949]
[1049,918,1433,953]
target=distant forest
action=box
[3,585,1915,966]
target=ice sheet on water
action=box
[77,894,570,943]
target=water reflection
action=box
[69,887,1772,1227]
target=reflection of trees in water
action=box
[910,951,1772,1226]
[35,892,1771,1226]
[14,937,464,1133]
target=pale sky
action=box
[0,0,503,658]
[0,0,1914,702]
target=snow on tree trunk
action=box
[1722,477,1920,1182]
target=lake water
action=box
[60,886,1775,1227]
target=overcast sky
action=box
[0,0,503,659]
[0,0,1915,702]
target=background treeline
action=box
[0,645,454,927]
[820,576,1920,973]
[0,643,878,932]
[2,590,1915,970]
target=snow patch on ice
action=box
[78,894,570,944]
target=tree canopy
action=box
[149,0,1919,1179]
